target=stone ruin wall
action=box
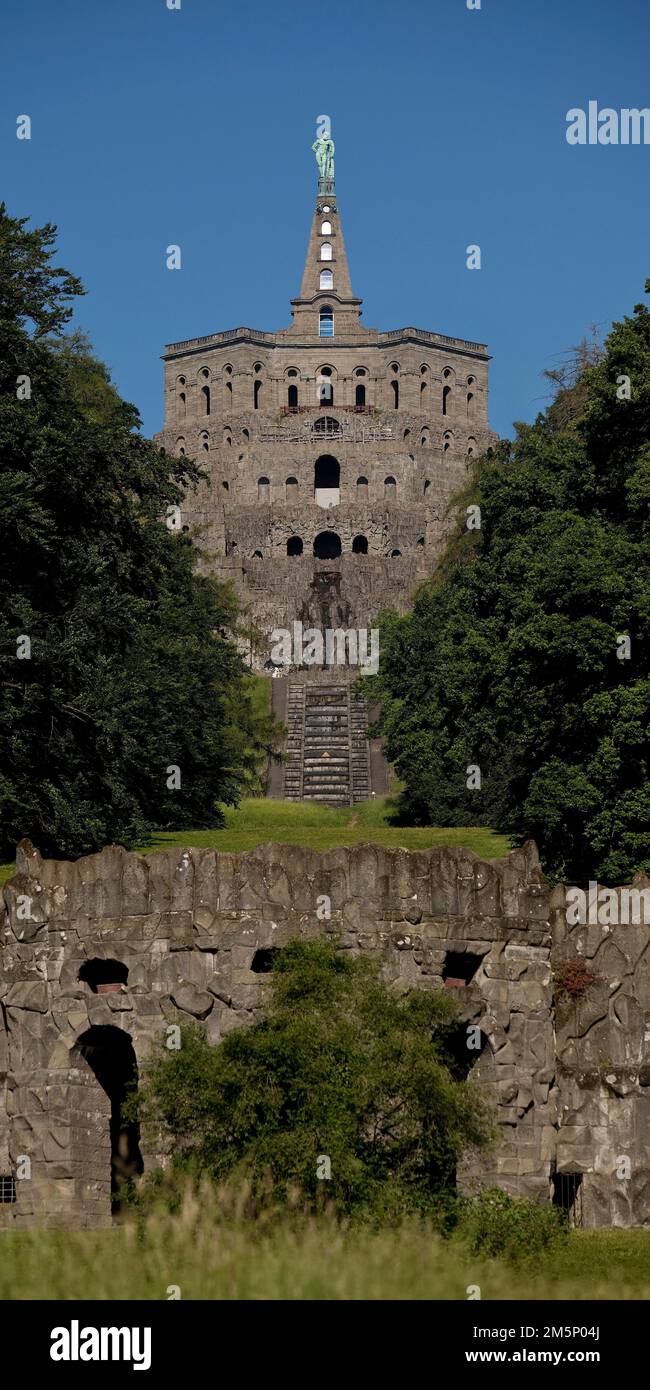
[1,837,649,1229]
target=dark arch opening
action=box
[442,385,451,415]
[314,531,342,559]
[287,536,303,556]
[254,379,262,409]
[287,383,298,408]
[352,534,368,554]
[201,384,211,416]
[355,383,366,407]
[79,959,129,995]
[391,380,399,408]
[74,1026,143,1209]
[314,455,340,505]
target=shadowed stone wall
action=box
[1,838,648,1229]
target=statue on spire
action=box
[312,132,335,182]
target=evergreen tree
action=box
[0,204,275,858]
[373,289,650,883]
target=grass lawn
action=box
[0,797,511,885]
[0,1215,649,1300]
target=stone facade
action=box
[2,837,649,1229]
[158,170,492,667]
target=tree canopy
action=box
[135,938,492,1219]
[372,290,650,884]
[0,203,276,858]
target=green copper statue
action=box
[312,133,335,181]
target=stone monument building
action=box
[158,139,492,806]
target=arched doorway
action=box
[73,1026,143,1210]
[314,455,340,508]
[313,531,342,559]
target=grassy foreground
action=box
[1,1208,649,1300]
[0,798,511,886]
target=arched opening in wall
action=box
[384,475,396,498]
[442,385,451,416]
[287,536,303,556]
[356,475,368,498]
[443,1024,490,1082]
[391,379,399,409]
[73,1026,143,1209]
[421,428,430,446]
[314,415,339,435]
[176,438,186,457]
[200,431,209,452]
[178,391,186,415]
[355,383,366,407]
[467,437,477,458]
[314,454,340,507]
[79,960,128,995]
[320,268,333,289]
[443,432,452,453]
[251,947,279,973]
[417,536,425,548]
[313,531,342,559]
[403,428,411,441]
[254,379,262,409]
[252,550,263,559]
[224,428,232,447]
[258,476,270,502]
[319,305,334,336]
[285,476,298,499]
[552,1172,583,1228]
[201,385,211,416]
[222,480,229,491]
[320,241,332,260]
[287,383,298,409]
[424,480,431,495]
[390,548,402,557]
[352,534,368,554]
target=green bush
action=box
[459,1185,568,1263]
[133,939,493,1221]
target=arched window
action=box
[417,536,425,548]
[176,437,186,456]
[356,475,368,497]
[424,480,431,495]
[320,268,333,289]
[467,384,475,412]
[223,427,232,446]
[467,437,478,458]
[287,383,298,408]
[178,391,186,415]
[384,475,396,497]
[443,431,452,452]
[319,307,334,337]
[222,480,229,491]
[391,379,399,408]
[201,385,211,416]
[314,454,340,507]
[200,431,209,452]
[421,428,430,446]
[285,476,298,498]
[254,379,262,409]
[313,531,342,559]
[318,375,334,404]
[321,220,332,235]
[352,534,368,554]
[258,476,270,502]
[314,415,339,434]
[320,242,332,261]
[391,549,402,558]
[403,428,411,440]
[420,380,428,400]
[286,367,299,378]
[287,536,303,556]
[442,386,452,415]
[252,550,263,559]
[355,383,366,407]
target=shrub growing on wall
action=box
[134,939,493,1220]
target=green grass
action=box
[0,799,511,885]
[0,1208,648,1300]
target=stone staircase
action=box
[282,682,371,805]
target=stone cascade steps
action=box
[282,682,372,806]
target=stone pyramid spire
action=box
[286,132,363,336]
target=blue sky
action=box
[2,0,649,440]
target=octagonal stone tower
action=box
[159,145,492,803]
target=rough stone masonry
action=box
[1,837,649,1229]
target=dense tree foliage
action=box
[135,939,492,1219]
[0,204,276,859]
[373,290,650,883]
